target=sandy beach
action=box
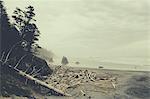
[44,66,150,99]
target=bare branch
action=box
[28,66,36,75]
[14,55,27,69]
[1,51,5,61]
[4,41,22,63]
[32,66,44,76]
[33,72,41,77]
[24,63,32,73]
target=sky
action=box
[4,0,150,65]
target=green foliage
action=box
[12,6,40,52]
[0,0,21,52]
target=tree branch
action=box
[4,41,22,63]
[14,55,27,69]
[1,51,5,61]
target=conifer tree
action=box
[12,6,40,52]
[0,0,21,52]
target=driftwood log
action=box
[0,60,71,96]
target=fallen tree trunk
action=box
[0,60,71,96]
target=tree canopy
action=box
[12,5,40,52]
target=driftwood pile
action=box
[45,66,118,96]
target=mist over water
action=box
[4,0,150,70]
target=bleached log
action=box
[80,90,86,96]
[0,60,71,96]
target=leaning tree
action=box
[12,6,40,53]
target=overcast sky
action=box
[4,0,150,64]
